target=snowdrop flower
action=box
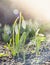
[15,25,18,34]
[22,20,26,29]
[13,9,19,15]
[4,25,11,35]
[33,21,39,31]
[35,29,40,36]
[28,19,33,28]
[39,34,44,37]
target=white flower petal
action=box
[22,20,26,29]
[4,25,11,34]
[13,9,19,15]
[39,34,44,36]
[15,25,18,34]
[36,29,40,36]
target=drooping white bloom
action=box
[15,25,18,34]
[39,34,44,37]
[35,29,40,36]
[13,9,19,15]
[4,25,11,34]
[22,20,26,29]
[33,21,39,31]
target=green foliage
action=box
[6,13,29,59]
[7,17,19,56]
[19,32,27,48]
[2,12,46,62]
[2,25,11,42]
[0,53,8,57]
[19,32,27,63]
[2,33,9,42]
[35,29,46,55]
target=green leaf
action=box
[0,53,8,57]
[35,35,46,55]
[19,32,27,47]
[40,36,46,42]
[2,33,9,42]
[15,33,19,54]
[11,48,16,56]
[15,33,19,46]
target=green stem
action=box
[36,41,41,56]
[23,50,26,63]
[13,28,14,48]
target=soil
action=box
[0,33,50,65]
[0,22,50,65]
